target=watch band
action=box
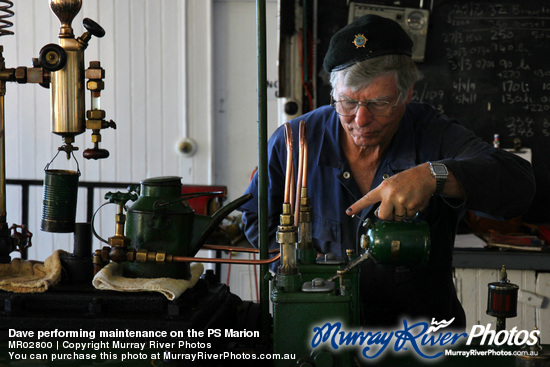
[434,174,446,195]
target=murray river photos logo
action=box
[310,318,541,360]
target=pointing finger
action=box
[346,188,381,216]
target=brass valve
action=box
[104,191,138,263]
[276,203,299,276]
[83,61,116,160]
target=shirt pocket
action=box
[312,215,342,252]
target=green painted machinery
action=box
[271,217,430,367]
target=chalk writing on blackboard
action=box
[416,2,550,143]
[413,1,550,221]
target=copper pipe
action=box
[302,122,308,188]
[201,243,279,254]
[172,253,280,265]
[294,120,307,226]
[283,122,294,209]
[289,161,295,212]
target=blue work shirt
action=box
[240,103,535,328]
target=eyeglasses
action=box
[330,92,402,117]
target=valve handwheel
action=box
[38,43,67,72]
[83,18,105,38]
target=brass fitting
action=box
[277,203,297,244]
[100,246,111,261]
[136,249,148,263]
[360,234,370,249]
[155,251,166,264]
[126,248,135,262]
[85,61,105,79]
[108,235,130,249]
[134,249,171,264]
[93,249,104,275]
[86,110,106,120]
[277,226,297,244]
[86,79,104,91]
[146,251,156,263]
[86,119,104,130]
[346,249,356,261]
[84,60,115,159]
[279,206,294,226]
[337,270,346,295]
[300,207,312,216]
[93,249,102,266]
[91,132,101,143]
[14,67,27,83]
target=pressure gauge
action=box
[407,10,427,30]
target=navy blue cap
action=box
[323,14,413,72]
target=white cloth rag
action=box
[0,249,64,293]
[92,262,204,300]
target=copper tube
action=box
[283,122,294,209]
[201,243,279,254]
[302,122,308,188]
[172,253,280,265]
[294,120,307,226]
[280,123,298,274]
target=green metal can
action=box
[124,176,194,279]
[365,220,430,267]
[41,169,80,233]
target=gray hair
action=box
[329,55,419,97]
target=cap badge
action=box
[352,34,367,48]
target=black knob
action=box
[83,18,105,38]
[38,43,67,72]
[83,148,110,160]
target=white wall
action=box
[213,0,279,302]
[3,0,277,262]
[213,0,279,203]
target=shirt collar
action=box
[316,106,417,171]
[316,108,345,168]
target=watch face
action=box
[433,165,447,175]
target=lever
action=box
[82,18,105,38]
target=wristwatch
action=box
[429,162,448,195]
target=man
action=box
[240,14,535,329]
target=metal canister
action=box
[41,169,80,233]
[124,176,194,279]
[49,0,86,139]
[487,266,519,319]
[487,281,519,318]
[364,220,430,266]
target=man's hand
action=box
[346,163,464,221]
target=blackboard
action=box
[414,0,550,222]
[315,0,550,223]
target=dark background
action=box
[311,0,550,223]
